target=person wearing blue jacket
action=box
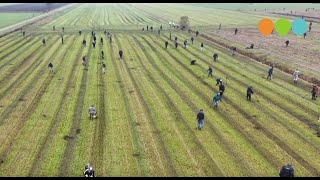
[267,66,274,79]
[213,92,222,109]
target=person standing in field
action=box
[191,37,194,45]
[158,29,160,36]
[23,31,25,37]
[61,35,64,44]
[183,40,187,49]
[207,66,213,77]
[235,28,238,35]
[82,39,86,47]
[267,66,274,79]
[48,63,54,73]
[89,105,96,120]
[303,32,307,39]
[196,31,199,37]
[200,42,204,51]
[219,23,221,30]
[292,69,300,84]
[219,82,225,99]
[92,40,96,48]
[165,41,168,49]
[101,50,104,59]
[62,27,64,32]
[100,37,103,45]
[196,109,205,130]
[311,84,318,100]
[79,30,82,36]
[247,86,254,101]
[147,25,149,31]
[119,49,123,59]
[216,78,222,85]
[213,92,222,109]
[279,163,294,177]
[102,62,106,74]
[160,24,162,30]
[42,39,46,46]
[213,53,218,62]
[142,27,144,32]
[169,33,172,40]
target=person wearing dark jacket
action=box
[279,163,294,177]
[216,78,222,85]
[219,83,225,98]
[311,84,318,100]
[191,37,194,44]
[207,66,213,77]
[119,50,123,59]
[213,53,218,62]
[285,40,289,47]
[267,66,274,79]
[247,86,254,101]
[196,31,199,37]
[165,41,168,49]
[169,33,172,40]
[196,109,204,130]
[42,39,46,46]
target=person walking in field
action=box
[235,28,238,35]
[219,82,225,99]
[196,31,199,37]
[160,24,162,30]
[147,25,149,31]
[303,32,307,39]
[219,23,221,30]
[100,37,103,45]
[200,43,204,51]
[165,41,168,49]
[48,63,54,73]
[62,27,64,32]
[142,27,144,32]
[89,105,96,120]
[267,66,274,79]
[247,86,254,101]
[183,40,187,49]
[292,69,300,84]
[207,66,213,77]
[61,35,64,44]
[175,42,178,49]
[279,163,294,177]
[82,39,86,47]
[169,33,172,40]
[158,29,160,36]
[93,36,97,42]
[216,78,222,85]
[102,62,106,74]
[101,50,104,59]
[82,56,87,66]
[42,39,46,46]
[23,31,25,37]
[79,30,82,36]
[191,37,194,45]
[150,26,153,31]
[285,40,289,47]
[213,92,222,109]
[311,84,318,100]
[196,109,205,130]
[213,53,218,62]
[92,40,96,48]
[119,49,123,59]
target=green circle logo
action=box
[275,18,291,36]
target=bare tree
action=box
[179,16,190,30]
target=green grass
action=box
[0,3,319,177]
[0,12,42,29]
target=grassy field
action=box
[0,3,320,177]
[0,12,42,29]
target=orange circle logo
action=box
[258,18,274,36]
